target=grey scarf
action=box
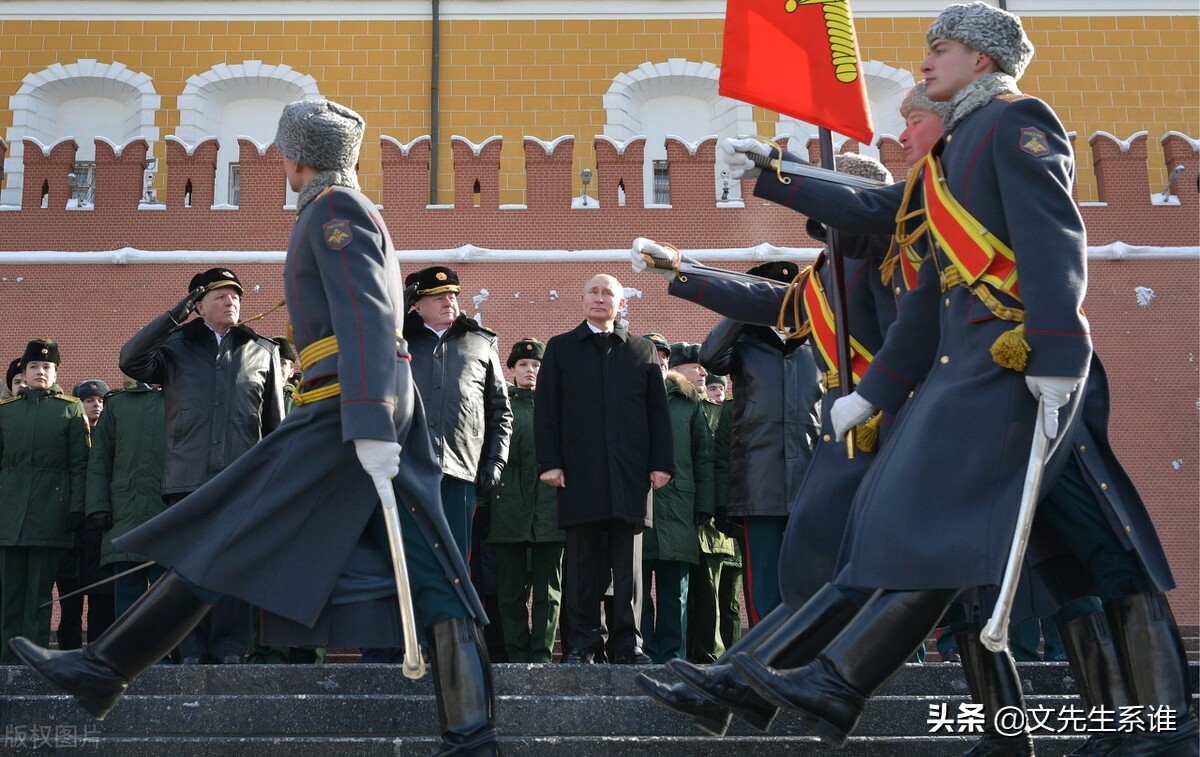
[296,168,360,214]
[944,72,1021,131]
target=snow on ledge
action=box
[1,243,1194,267]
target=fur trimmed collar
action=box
[296,169,360,214]
[944,72,1021,131]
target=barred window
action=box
[652,160,670,205]
[69,161,95,206]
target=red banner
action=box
[720,0,874,145]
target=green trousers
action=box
[0,547,57,664]
[492,542,564,663]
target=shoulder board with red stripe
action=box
[994,93,1031,103]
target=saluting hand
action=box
[169,285,207,324]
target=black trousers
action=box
[564,520,642,655]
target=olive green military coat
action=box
[487,385,564,545]
[0,386,89,547]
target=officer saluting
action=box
[11,99,499,755]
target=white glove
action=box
[631,237,680,283]
[718,137,770,181]
[1025,376,1080,439]
[831,392,877,440]
[355,439,401,481]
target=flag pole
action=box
[818,126,857,458]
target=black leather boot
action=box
[668,584,863,733]
[732,589,952,747]
[955,629,1033,756]
[8,570,211,720]
[1057,611,1133,756]
[429,617,498,756]
[1105,593,1199,757]
[634,604,793,737]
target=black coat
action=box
[534,322,674,528]
[120,316,283,496]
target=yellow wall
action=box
[0,15,1196,204]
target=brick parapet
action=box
[0,132,1195,250]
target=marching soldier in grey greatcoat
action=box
[707,5,1195,754]
[11,99,498,756]
[632,155,902,738]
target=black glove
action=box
[169,285,207,323]
[87,511,113,531]
[66,511,85,535]
[477,458,505,493]
[693,511,711,527]
[714,508,744,539]
[473,505,492,542]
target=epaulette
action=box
[53,394,81,403]
[103,388,126,399]
[995,93,1031,103]
[0,396,20,405]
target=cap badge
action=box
[435,272,448,281]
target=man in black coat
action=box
[534,273,674,664]
[120,266,283,665]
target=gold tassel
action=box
[990,323,1030,371]
[855,411,882,453]
[878,246,900,286]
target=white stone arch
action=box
[774,61,916,161]
[3,59,159,207]
[603,59,756,205]
[175,61,320,206]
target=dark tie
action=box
[594,331,611,355]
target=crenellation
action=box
[523,135,574,210]
[234,138,286,212]
[1160,132,1199,207]
[380,135,432,210]
[663,136,717,208]
[1090,131,1152,207]
[164,136,218,209]
[450,135,503,209]
[21,137,77,211]
[593,135,646,209]
[93,137,148,211]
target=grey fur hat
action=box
[926,2,1034,80]
[834,153,893,185]
[274,99,365,171]
[900,82,951,120]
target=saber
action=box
[746,151,887,190]
[373,475,427,680]
[40,560,155,609]
[678,257,792,287]
[980,396,1051,653]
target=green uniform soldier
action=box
[85,378,167,618]
[671,343,742,662]
[486,339,565,663]
[642,367,715,662]
[0,340,89,663]
[273,337,299,415]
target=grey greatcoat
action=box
[699,319,819,519]
[116,184,484,634]
[119,314,284,496]
[752,93,1092,592]
[534,323,674,529]
[670,236,897,606]
[405,312,512,484]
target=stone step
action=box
[0,733,1094,757]
[9,659,1185,698]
